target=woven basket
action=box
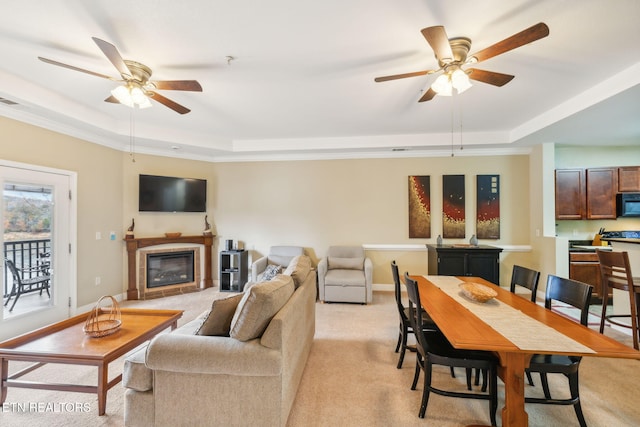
[459,282,497,303]
[83,295,122,338]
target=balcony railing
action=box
[3,239,51,298]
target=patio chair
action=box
[4,258,51,312]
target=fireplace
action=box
[147,251,194,288]
[138,246,201,299]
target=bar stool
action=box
[596,249,640,350]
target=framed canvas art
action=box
[442,174,465,238]
[408,175,431,238]
[477,174,500,239]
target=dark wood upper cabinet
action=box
[586,168,617,219]
[618,166,640,192]
[555,169,586,219]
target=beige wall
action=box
[123,153,533,287]
[0,117,124,306]
[1,115,537,310]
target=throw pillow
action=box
[283,255,312,288]
[262,264,282,281]
[194,293,243,336]
[328,256,364,270]
[229,274,295,341]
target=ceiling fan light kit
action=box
[374,22,549,102]
[111,84,152,109]
[38,37,202,114]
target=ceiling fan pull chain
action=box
[129,109,136,163]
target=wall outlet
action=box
[96,231,102,240]
[95,276,101,286]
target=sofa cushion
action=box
[195,293,243,336]
[283,255,312,287]
[261,264,282,281]
[328,256,364,270]
[230,274,295,341]
[123,346,153,392]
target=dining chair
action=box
[596,249,640,350]
[510,264,541,303]
[525,274,593,427]
[404,273,498,426]
[508,264,541,387]
[392,261,443,369]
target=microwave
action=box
[617,193,640,217]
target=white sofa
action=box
[123,256,316,427]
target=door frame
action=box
[0,159,77,337]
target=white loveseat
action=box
[123,256,316,427]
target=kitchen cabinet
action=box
[569,251,610,303]
[555,169,585,219]
[427,244,503,285]
[555,168,617,220]
[586,168,618,219]
[618,166,640,192]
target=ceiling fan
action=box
[38,37,202,114]
[374,22,549,102]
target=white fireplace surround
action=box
[138,245,202,298]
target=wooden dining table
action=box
[410,274,640,427]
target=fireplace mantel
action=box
[125,235,214,300]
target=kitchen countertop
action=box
[601,238,640,245]
[571,245,613,251]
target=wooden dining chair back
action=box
[510,265,541,303]
[596,249,639,350]
[404,273,498,426]
[525,275,593,427]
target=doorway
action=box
[1,161,76,341]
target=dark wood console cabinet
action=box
[427,244,503,285]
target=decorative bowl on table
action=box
[164,232,182,238]
[459,282,498,303]
[83,295,122,338]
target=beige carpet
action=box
[1,289,639,426]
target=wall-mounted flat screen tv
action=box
[139,174,207,212]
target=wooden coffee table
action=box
[0,308,182,415]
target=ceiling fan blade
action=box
[38,57,116,80]
[148,91,191,114]
[418,87,437,102]
[469,22,549,63]
[421,26,454,62]
[374,70,433,83]
[104,95,119,103]
[152,80,203,91]
[467,68,515,86]
[92,37,132,78]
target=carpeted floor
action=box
[1,289,638,426]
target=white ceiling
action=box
[0,0,638,161]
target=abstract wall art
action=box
[476,174,500,239]
[442,174,465,238]
[408,175,431,238]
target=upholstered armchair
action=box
[251,245,305,282]
[318,245,372,304]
